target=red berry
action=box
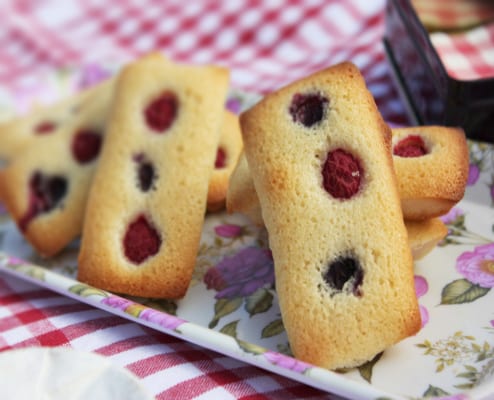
[144,91,178,132]
[71,130,102,164]
[18,172,67,231]
[123,215,161,264]
[215,147,226,169]
[322,148,362,199]
[34,121,56,134]
[393,135,427,157]
[289,93,328,127]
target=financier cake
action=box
[0,81,110,163]
[392,125,469,220]
[405,218,448,260]
[207,110,243,212]
[77,53,230,299]
[0,79,114,257]
[240,62,421,370]
[227,153,449,260]
[228,124,469,223]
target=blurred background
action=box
[0,0,407,124]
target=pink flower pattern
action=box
[204,247,274,299]
[264,351,311,373]
[101,295,135,311]
[440,207,464,225]
[139,308,186,331]
[456,243,494,288]
[6,256,26,266]
[225,97,242,114]
[415,275,429,327]
[214,224,243,238]
[467,163,480,186]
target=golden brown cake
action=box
[392,125,469,220]
[240,62,421,370]
[228,124,469,223]
[0,82,110,163]
[227,152,449,260]
[405,218,448,260]
[77,53,229,299]
[0,79,114,257]
[207,110,243,212]
[226,152,264,225]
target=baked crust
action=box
[240,62,420,370]
[207,110,243,212]
[0,79,114,257]
[77,53,230,299]
[392,125,469,220]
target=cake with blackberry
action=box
[77,53,229,299]
[0,79,114,256]
[240,62,421,370]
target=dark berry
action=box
[289,93,328,127]
[322,148,362,199]
[133,154,156,192]
[138,162,154,191]
[323,255,363,297]
[34,121,56,134]
[215,147,226,169]
[18,172,68,231]
[393,135,427,157]
[123,214,161,264]
[144,91,178,132]
[71,130,102,164]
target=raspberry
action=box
[323,255,363,297]
[34,121,56,134]
[289,93,328,127]
[18,172,67,231]
[215,147,226,169]
[71,130,102,164]
[144,91,178,132]
[322,148,362,199]
[123,214,161,264]
[393,135,427,157]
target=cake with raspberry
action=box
[240,62,421,370]
[207,110,243,212]
[228,124,469,223]
[392,125,469,220]
[0,81,110,164]
[227,152,449,260]
[77,53,230,299]
[0,79,114,257]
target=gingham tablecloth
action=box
[0,1,482,399]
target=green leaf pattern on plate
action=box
[1,89,494,398]
[417,326,494,391]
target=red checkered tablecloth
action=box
[411,0,494,80]
[0,0,408,125]
[431,22,494,80]
[3,1,487,399]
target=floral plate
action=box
[0,66,493,400]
